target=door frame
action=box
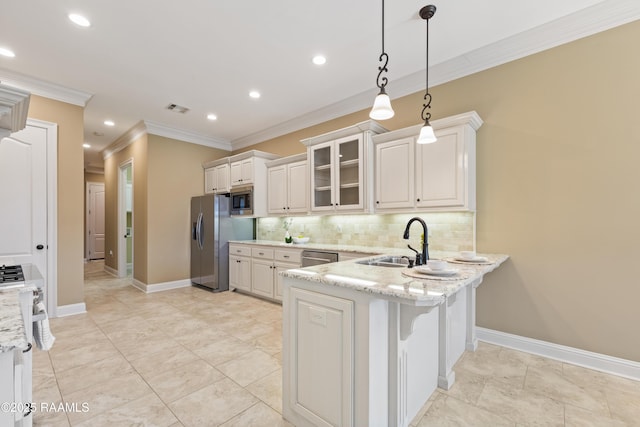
[118,159,133,278]
[28,118,58,316]
[85,181,105,260]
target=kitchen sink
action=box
[356,256,410,268]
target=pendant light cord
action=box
[375,0,389,90]
[420,6,435,123]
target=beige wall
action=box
[146,135,228,284]
[104,133,149,283]
[241,21,640,361]
[28,95,85,306]
[103,131,227,285]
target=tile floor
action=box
[31,261,639,426]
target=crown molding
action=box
[0,68,92,107]
[231,0,640,150]
[102,121,147,160]
[84,165,105,175]
[144,120,232,151]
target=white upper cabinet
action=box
[375,136,415,210]
[267,153,308,215]
[372,111,482,212]
[203,160,230,194]
[302,120,386,214]
[230,157,255,186]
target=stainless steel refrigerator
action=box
[191,194,254,291]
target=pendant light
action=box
[369,0,395,120]
[417,5,437,144]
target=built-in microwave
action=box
[229,185,253,216]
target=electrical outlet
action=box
[109,250,113,256]
[336,224,342,233]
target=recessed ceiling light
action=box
[83,143,91,148]
[104,120,115,126]
[249,91,261,99]
[207,113,218,121]
[312,55,326,65]
[0,47,15,58]
[68,13,91,27]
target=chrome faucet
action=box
[403,217,429,266]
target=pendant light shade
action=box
[370,88,394,120]
[417,121,437,144]
[418,5,437,143]
[369,0,394,120]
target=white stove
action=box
[0,264,25,288]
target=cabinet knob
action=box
[376,201,379,204]
[417,198,421,202]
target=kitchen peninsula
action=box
[280,252,507,427]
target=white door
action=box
[0,120,55,310]
[86,182,105,259]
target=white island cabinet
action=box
[281,253,508,427]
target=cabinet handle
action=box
[283,255,290,258]
[259,252,264,255]
[23,342,32,353]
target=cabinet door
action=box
[375,136,415,209]
[204,168,216,194]
[267,165,287,214]
[287,161,308,213]
[309,141,334,212]
[240,158,254,184]
[416,127,465,208]
[335,135,363,211]
[288,287,354,427]
[230,161,242,186]
[230,255,251,291]
[251,259,275,298]
[215,164,230,193]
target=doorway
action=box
[118,160,133,278]
[86,182,105,260]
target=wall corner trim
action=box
[55,303,87,318]
[131,278,192,294]
[477,327,640,381]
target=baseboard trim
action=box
[477,327,640,381]
[131,278,192,294]
[103,265,118,277]
[55,302,87,318]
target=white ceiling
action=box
[1,0,638,171]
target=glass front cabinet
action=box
[303,121,386,213]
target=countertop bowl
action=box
[292,236,310,244]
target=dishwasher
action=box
[301,250,339,267]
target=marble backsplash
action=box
[256,212,475,253]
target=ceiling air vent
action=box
[166,103,190,114]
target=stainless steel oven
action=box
[230,185,253,216]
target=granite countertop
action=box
[280,253,509,307]
[0,286,36,353]
[0,263,43,353]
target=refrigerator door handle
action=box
[197,212,204,250]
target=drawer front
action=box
[275,249,302,264]
[229,244,252,257]
[252,247,275,260]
